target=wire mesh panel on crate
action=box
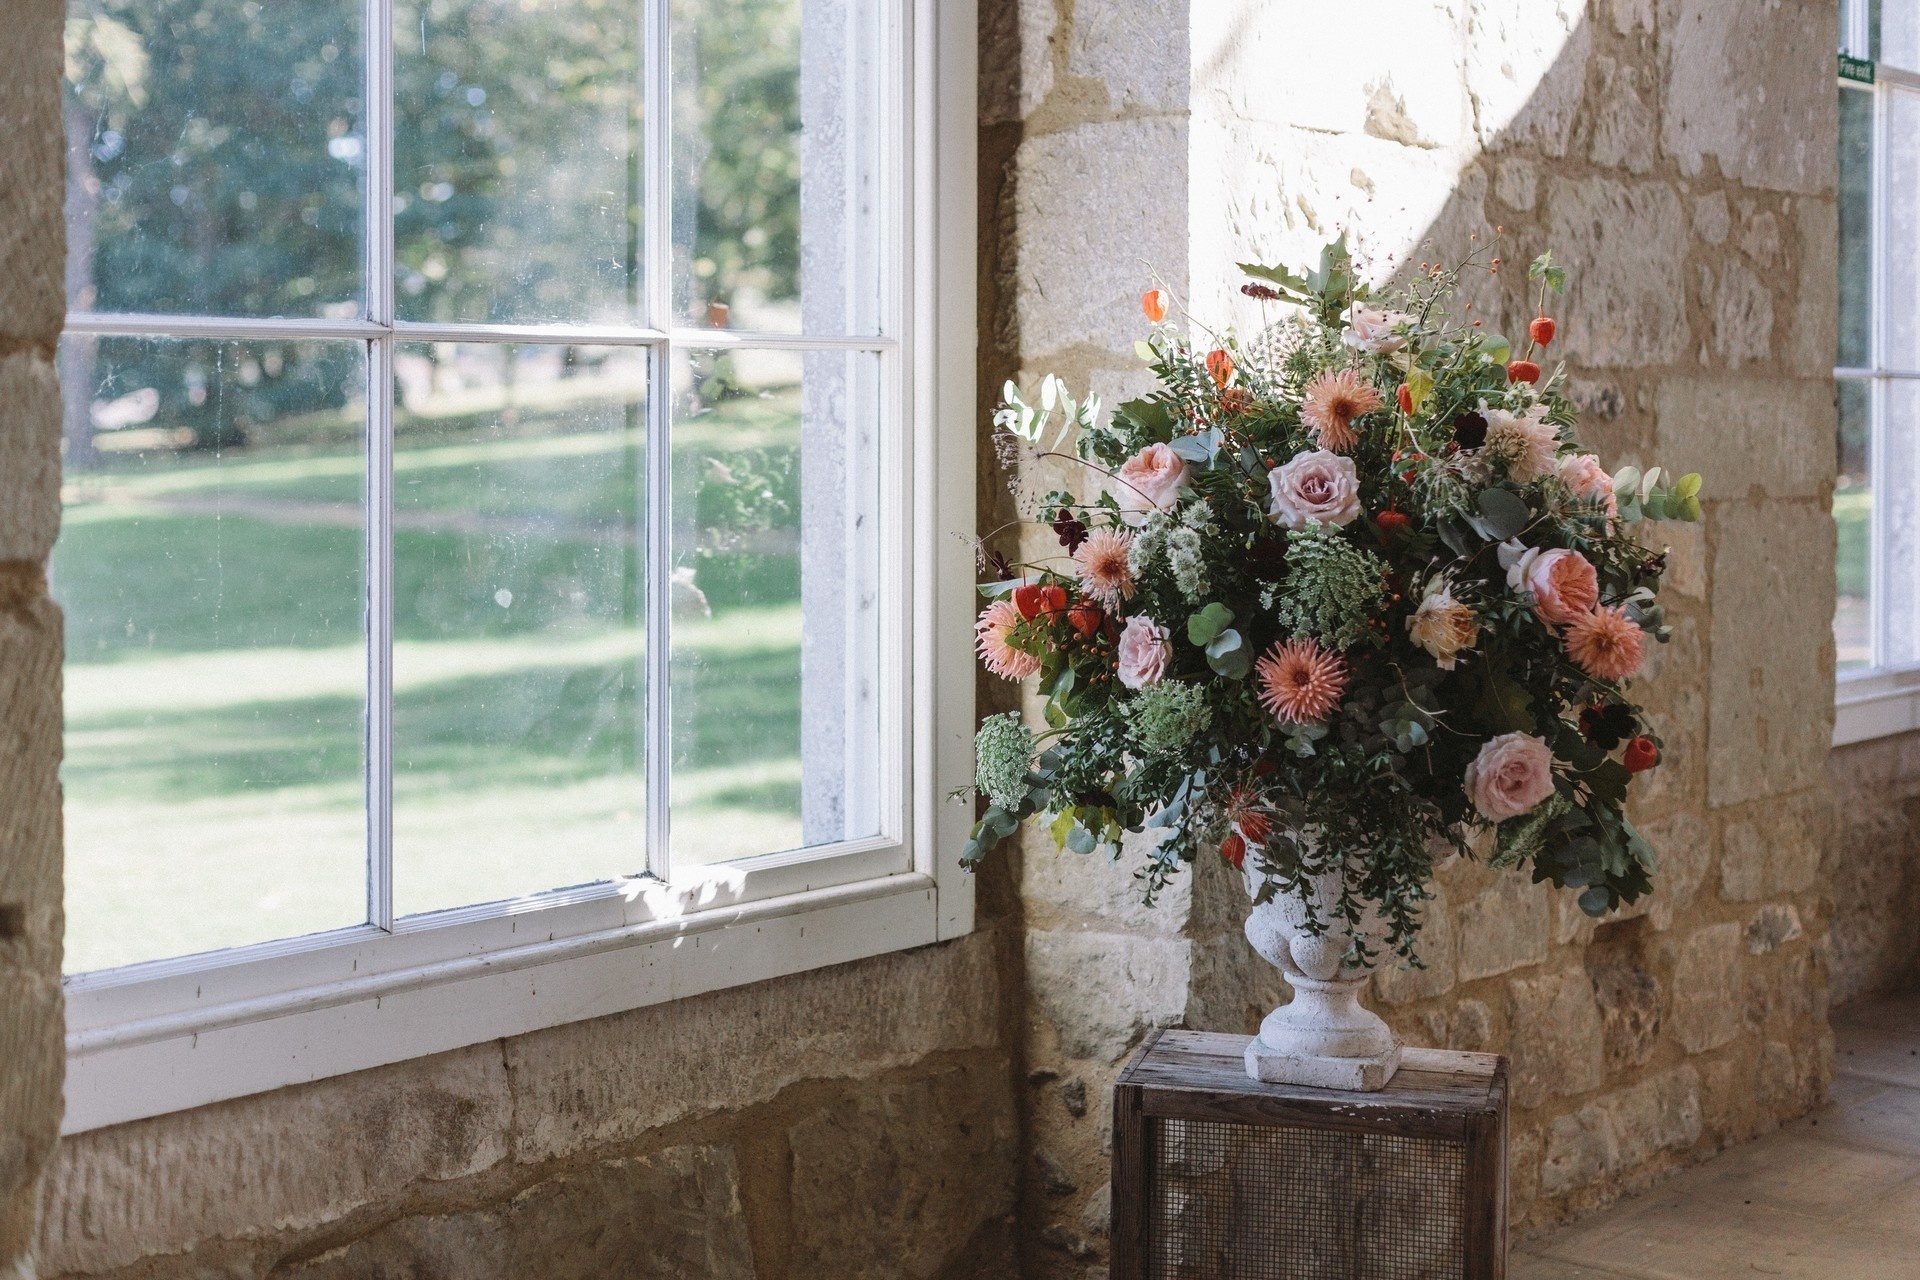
[1112,1031,1508,1280]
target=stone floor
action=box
[1513,987,1920,1280]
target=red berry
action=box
[1377,510,1412,534]
[1396,383,1414,415]
[1220,833,1246,869]
[1506,359,1542,384]
[1530,315,1556,346]
[1623,736,1659,773]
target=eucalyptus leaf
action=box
[1065,823,1098,855]
[1187,603,1234,647]
[1205,628,1252,679]
[1475,487,1532,541]
[1577,885,1612,916]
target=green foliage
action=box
[1125,682,1212,757]
[974,712,1035,810]
[1273,525,1390,650]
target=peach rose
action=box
[1341,306,1414,355]
[1464,732,1557,821]
[1267,449,1362,529]
[1116,615,1172,689]
[1113,443,1189,524]
[1557,453,1618,518]
[1501,544,1599,628]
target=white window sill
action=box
[1834,668,1920,746]
[63,853,964,1134]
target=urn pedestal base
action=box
[1244,1037,1402,1091]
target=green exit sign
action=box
[1840,53,1876,84]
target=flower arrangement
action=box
[966,237,1702,959]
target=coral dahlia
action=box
[1254,638,1348,725]
[1299,367,1382,453]
[1073,527,1136,607]
[975,600,1041,681]
[1563,605,1645,682]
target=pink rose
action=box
[1268,449,1362,529]
[1512,547,1599,627]
[1341,306,1414,355]
[1464,732,1557,821]
[1113,443,1189,524]
[1116,615,1172,689]
[1557,453,1618,518]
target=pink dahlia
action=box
[1074,527,1136,607]
[1299,368,1382,454]
[1563,605,1645,682]
[1255,638,1348,725]
[976,600,1041,681]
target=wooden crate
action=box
[1112,1030,1508,1280]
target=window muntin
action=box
[60,0,901,978]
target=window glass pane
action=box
[64,0,364,319]
[1882,0,1920,71]
[1886,88,1920,371]
[670,348,882,865]
[1883,379,1920,669]
[391,343,648,917]
[394,0,644,325]
[57,336,368,973]
[1840,86,1874,369]
[1837,378,1872,673]
[672,0,882,334]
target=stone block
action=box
[0,352,60,562]
[1588,55,1655,174]
[1660,0,1836,194]
[505,931,1000,1164]
[39,1044,512,1276]
[1020,826,1188,935]
[1466,0,1591,157]
[275,1146,756,1280]
[1744,904,1803,955]
[979,0,1055,127]
[1540,1066,1702,1195]
[1791,198,1839,377]
[1719,791,1825,901]
[1024,929,1192,1062]
[1635,812,1710,911]
[1002,118,1187,360]
[1653,376,1829,502]
[1066,0,1187,114]
[1668,922,1745,1053]
[1453,875,1550,983]
[788,1063,1017,1280]
[1495,160,1538,211]
[1706,259,1775,367]
[0,0,67,344]
[1706,503,1834,808]
[1508,968,1607,1109]
[1545,178,1690,368]
[1373,884,1456,1006]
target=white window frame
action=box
[1835,10,1920,745]
[59,0,978,1135]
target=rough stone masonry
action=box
[0,0,71,1277]
[987,0,1838,1272]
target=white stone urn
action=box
[1242,865,1401,1091]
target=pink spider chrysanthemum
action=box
[975,600,1041,681]
[1254,637,1348,725]
[1562,605,1645,682]
[1299,367,1382,454]
[1073,527,1136,607]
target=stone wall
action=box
[0,1,69,1277]
[37,931,1018,1279]
[985,0,1839,1267]
[1829,733,1920,1005]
